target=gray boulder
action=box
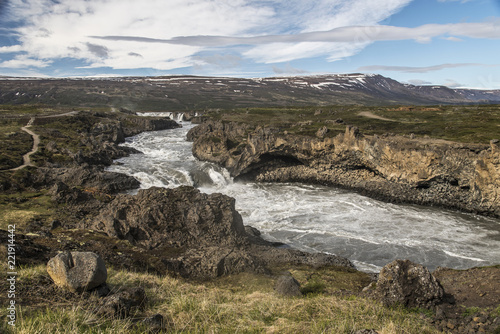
[47,251,107,293]
[375,259,444,309]
[275,275,302,297]
[98,287,146,318]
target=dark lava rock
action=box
[98,287,146,318]
[275,275,302,297]
[375,259,444,309]
[90,186,247,249]
[37,166,140,194]
[50,181,93,204]
[85,186,354,279]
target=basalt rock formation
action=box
[85,186,354,279]
[188,121,500,217]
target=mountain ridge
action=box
[1,73,499,110]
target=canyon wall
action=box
[188,121,500,217]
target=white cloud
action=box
[0,55,52,68]
[444,36,463,42]
[4,0,413,71]
[4,0,498,74]
[0,45,22,53]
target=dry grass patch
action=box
[0,192,55,231]
[0,266,445,333]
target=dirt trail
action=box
[8,111,80,171]
[10,117,40,171]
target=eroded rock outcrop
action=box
[38,166,140,194]
[85,186,354,279]
[188,121,500,216]
[91,186,247,249]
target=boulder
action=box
[47,251,107,293]
[275,275,302,297]
[90,186,247,250]
[375,259,444,309]
[173,247,264,279]
[98,287,146,318]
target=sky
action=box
[0,0,499,89]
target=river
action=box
[107,120,500,272]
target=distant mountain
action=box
[0,74,499,110]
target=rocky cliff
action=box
[188,121,500,217]
[83,186,354,279]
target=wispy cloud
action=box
[2,0,413,70]
[357,63,498,73]
[0,45,23,53]
[0,55,52,68]
[93,21,500,47]
[91,20,500,63]
[2,0,499,77]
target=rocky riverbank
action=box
[188,120,500,217]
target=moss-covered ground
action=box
[205,104,500,144]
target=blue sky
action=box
[0,0,499,89]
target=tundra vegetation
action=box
[203,104,500,144]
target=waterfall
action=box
[135,111,184,122]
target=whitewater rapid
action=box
[107,122,500,272]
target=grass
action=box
[0,265,443,334]
[0,122,33,170]
[462,306,481,318]
[0,190,55,231]
[205,104,500,144]
[0,104,67,116]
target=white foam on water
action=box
[442,250,486,262]
[107,122,500,272]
